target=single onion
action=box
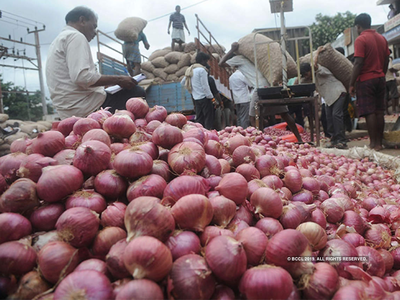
[57,116,81,136]
[205,236,247,285]
[126,174,167,201]
[145,120,162,134]
[30,203,65,231]
[53,149,75,165]
[306,208,327,229]
[125,196,175,242]
[103,114,136,139]
[211,285,235,300]
[227,218,250,236]
[30,131,65,157]
[151,160,171,182]
[10,137,29,153]
[94,170,128,200]
[145,105,167,123]
[65,190,107,213]
[126,97,149,118]
[204,140,224,158]
[224,134,250,154]
[283,170,303,193]
[17,155,58,182]
[296,222,327,251]
[0,241,36,276]
[123,236,172,282]
[74,258,110,278]
[232,145,256,167]
[255,155,280,177]
[169,254,216,300]
[116,279,164,300]
[152,124,183,149]
[279,204,304,229]
[166,230,201,261]
[73,140,111,176]
[236,227,268,266]
[73,118,101,136]
[341,233,366,248]
[378,249,394,274]
[106,240,130,279]
[291,189,314,204]
[10,270,50,300]
[92,226,127,258]
[239,265,293,300]
[54,270,113,300]
[209,195,237,227]
[201,154,222,178]
[364,224,391,249]
[162,175,209,205]
[165,113,187,128]
[168,142,206,175]
[199,226,235,246]
[0,178,39,213]
[82,129,111,147]
[301,262,339,300]
[215,173,248,205]
[0,212,32,244]
[302,177,321,195]
[65,132,82,149]
[56,207,100,248]
[342,210,366,235]
[36,165,84,203]
[182,128,208,145]
[236,163,260,181]
[129,129,152,143]
[37,241,80,284]
[87,108,112,125]
[356,246,385,277]
[130,141,159,160]
[320,198,345,223]
[101,202,126,229]
[261,175,283,190]
[171,194,213,232]
[0,152,28,183]
[250,187,283,218]
[255,217,283,239]
[219,158,231,174]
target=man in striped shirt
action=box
[167,5,190,52]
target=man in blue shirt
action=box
[123,30,150,76]
[167,5,190,52]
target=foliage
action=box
[306,11,357,49]
[0,77,53,121]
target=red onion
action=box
[265,229,313,278]
[10,137,30,153]
[391,247,400,269]
[106,240,130,279]
[166,230,201,261]
[31,231,62,252]
[255,217,283,239]
[201,154,222,178]
[283,170,303,193]
[341,233,366,248]
[73,118,101,136]
[204,140,224,158]
[54,270,113,300]
[58,116,81,136]
[0,152,27,183]
[302,177,321,195]
[65,190,107,213]
[169,254,216,300]
[94,170,128,200]
[162,175,209,205]
[227,218,250,236]
[74,258,110,278]
[199,226,235,246]
[113,148,153,179]
[168,142,206,175]
[116,279,164,300]
[219,158,231,174]
[0,241,36,277]
[261,175,283,189]
[145,105,167,122]
[296,222,327,251]
[255,155,280,177]
[236,163,260,181]
[364,224,391,249]
[378,249,394,274]
[209,195,236,227]
[30,203,65,231]
[0,213,31,244]
[320,198,345,223]
[235,201,255,225]
[292,189,314,204]
[53,149,75,165]
[123,236,172,281]
[232,145,256,167]
[65,132,82,149]
[92,226,127,257]
[356,246,385,277]
[152,124,183,149]
[129,129,152,143]
[224,134,250,154]
[279,204,304,229]
[130,141,159,160]
[17,155,58,182]
[126,97,150,118]
[205,236,247,285]
[103,114,136,139]
[250,187,283,218]
[125,196,175,242]
[171,194,213,232]
[362,197,380,211]
[151,160,171,181]
[236,227,268,265]
[82,128,111,146]
[145,120,162,134]
[36,165,84,203]
[368,206,391,224]
[30,131,65,157]
[215,173,248,205]
[182,128,208,145]
[301,263,339,299]
[0,178,39,213]
[247,179,267,199]
[101,202,126,229]
[10,270,50,300]
[305,208,327,229]
[37,241,80,284]
[73,140,111,176]
[211,285,235,300]
[342,210,366,235]
[239,265,293,300]
[87,108,112,125]
[126,174,167,201]
[165,113,187,128]
[206,175,222,190]
[56,207,99,248]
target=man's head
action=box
[390,4,394,9]
[196,52,210,66]
[175,5,181,13]
[300,63,312,80]
[335,47,345,56]
[354,13,371,35]
[65,6,98,42]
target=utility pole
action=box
[28,26,47,116]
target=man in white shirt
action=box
[229,69,251,128]
[46,6,145,119]
[181,52,215,129]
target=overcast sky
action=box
[0,0,390,97]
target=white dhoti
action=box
[172,28,185,43]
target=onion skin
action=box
[356,246,385,277]
[250,187,283,218]
[205,236,247,286]
[53,149,75,165]
[169,254,216,300]
[17,156,58,182]
[0,212,32,244]
[123,236,173,282]
[116,279,164,300]
[215,173,248,205]
[162,175,209,205]
[378,249,394,274]
[236,227,268,266]
[0,178,39,213]
[341,233,366,248]
[296,222,327,251]
[106,240,130,279]
[239,265,293,300]
[54,270,113,300]
[126,174,167,201]
[320,198,345,223]
[364,224,391,250]
[168,141,206,175]
[0,241,37,276]
[301,263,339,300]
[165,230,201,261]
[56,207,100,248]
[209,195,237,227]
[171,194,213,232]
[94,170,128,200]
[125,196,175,242]
[101,202,126,229]
[92,227,127,258]
[0,152,27,183]
[10,270,50,300]
[36,165,84,203]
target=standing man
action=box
[349,13,390,151]
[167,5,190,52]
[388,4,397,19]
[123,30,150,76]
[181,52,216,129]
[46,6,145,119]
[229,68,251,128]
[385,49,399,114]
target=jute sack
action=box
[153,68,168,80]
[237,33,297,85]
[393,63,400,71]
[164,64,179,74]
[184,42,197,53]
[141,61,155,73]
[317,43,353,90]
[190,53,197,64]
[149,49,171,61]
[206,44,226,54]
[5,132,29,145]
[115,17,147,42]
[177,53,191,69]
[166,74,179,82]
[152,57,169,69]
[153,77,166,84]
[0,114,9,123]
[36,121,52,130]
[298,50,317,66]
[212,53,221,62]
[165,52,183,64]
[142,70,155,79]
[176,66,189,77]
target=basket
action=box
[383,130,400,148]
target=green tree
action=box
[306,11,357,49]
[1,77,53,121]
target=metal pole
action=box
[280,2,287,89]
[0,79,3,113]
[31,29,47,116]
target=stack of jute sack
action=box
[0,113,52,156]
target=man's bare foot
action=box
[374,145,383,151]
